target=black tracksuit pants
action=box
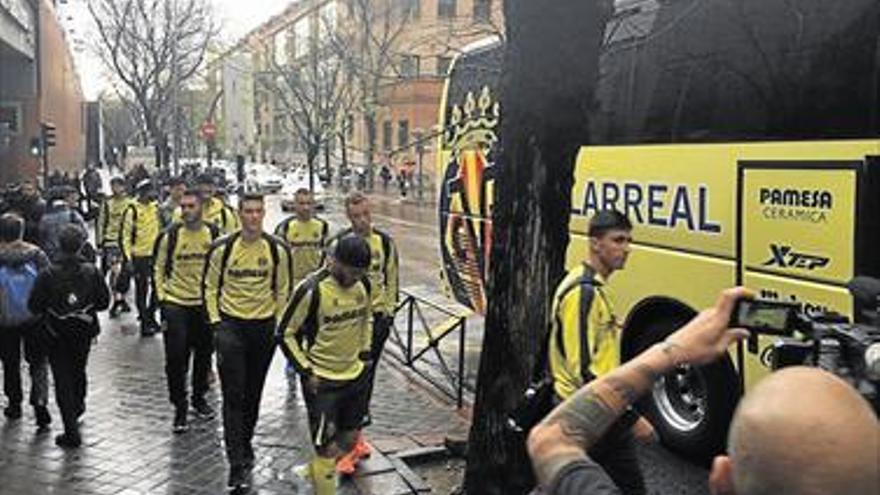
[0,322,49,410]
[47,332,91,436]
[131,256,157,325]
[162,303,213,410]
[214,317,275,470]
[361,312,392,422]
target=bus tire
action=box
[629,317,739,464]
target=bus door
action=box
[736,160,864,391]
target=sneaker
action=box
[227,466,250,492]
[140,321,156,337]
[335,450,358,476]
[109,301,122,318]
[192,401,215,420]
[55,432,82,448]
[353,433,371,459]
[3,404,22,420]
[35,406,51,429]
[292,463,312,483]
[172,408,189,434]
[120,300,132,313]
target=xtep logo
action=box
[762,244,830,270]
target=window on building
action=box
[383,120,393,150]
[394,0,420,20]
[398,120,409,148]
[473,0,491,21]
[438,0,456,18]
[399,54,420,78]
[436,56,452,76]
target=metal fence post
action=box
[407,297,415,365]
[457,316,466,409]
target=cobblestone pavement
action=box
[0,306,469,495]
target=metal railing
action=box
[385,290,471,409]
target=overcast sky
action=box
[63,0,294,99]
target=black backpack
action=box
[44,263,103,338]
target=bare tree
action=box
[257,29,353,192]
[89,0,219,168]
[327,0,414,189]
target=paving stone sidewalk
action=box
[0,309,470,494]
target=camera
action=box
[733,277,880,412]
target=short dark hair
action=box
[0,213,25,242]
[295,187,311,197]
[110,177,125,186]
[58,224,86,254]
[333,234,371,269]
[167,176,186,186]
[344,191,368,210]
[588,210,632,238]
[238,192,264,209]
[181,188,203,202]
[196,174,215,185]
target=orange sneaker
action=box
[336,450,358,475]
[353,433,372,459]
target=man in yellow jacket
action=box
[547,209,652,495]
[277,234,373,495]
[98,177,134,317]
[202,192,291,492]
[120,179,162,336]
[197,174,239,235]
[153,188,219,433]
[328,191,399,472]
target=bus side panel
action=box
[567,234,736,329]
[740,272,854,391]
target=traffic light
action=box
[29,137,42,157]
[41,122,57,148]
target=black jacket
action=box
[28,255,110,338]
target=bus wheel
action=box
[630,317,739,463]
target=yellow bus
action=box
[437,0,880,460]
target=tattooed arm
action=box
[528,287,752,488]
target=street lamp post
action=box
[414,129,425,202]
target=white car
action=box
[280,171,326,211]
[245,164,284,193]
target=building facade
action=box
[0,0,84,184]
[210,0,503,195]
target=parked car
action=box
[280,172,326,212]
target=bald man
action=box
[527,288,879,495]
[708,367,878,495]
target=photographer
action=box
[527,287,879,495]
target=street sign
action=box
[200,122,216,139]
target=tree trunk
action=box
[463,1,612,494]
[307,144,320,194]
[364,111,377,191]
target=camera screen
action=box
[737,302,789,331]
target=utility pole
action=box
[171,0,180,175]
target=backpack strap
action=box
[216,231,242,297]
[126,203,138,246]
[162,223,182,278]
[260,232,281,295]
[100,201,110,239]
[550,265,599,383]
[299,269,329,348]
[206,223,220,240]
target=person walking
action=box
[120,180,162,336]
[28,224,110,448]
[153,189,219,433]
[278,234,373,495]
[203,193,291,492]
[98,177,134,318]
[329,191,399,474]
[38,186,88,262]
[197,174,239,235]
[0,213,52,430]
[274,188,329,287]
[546,210,651,495]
